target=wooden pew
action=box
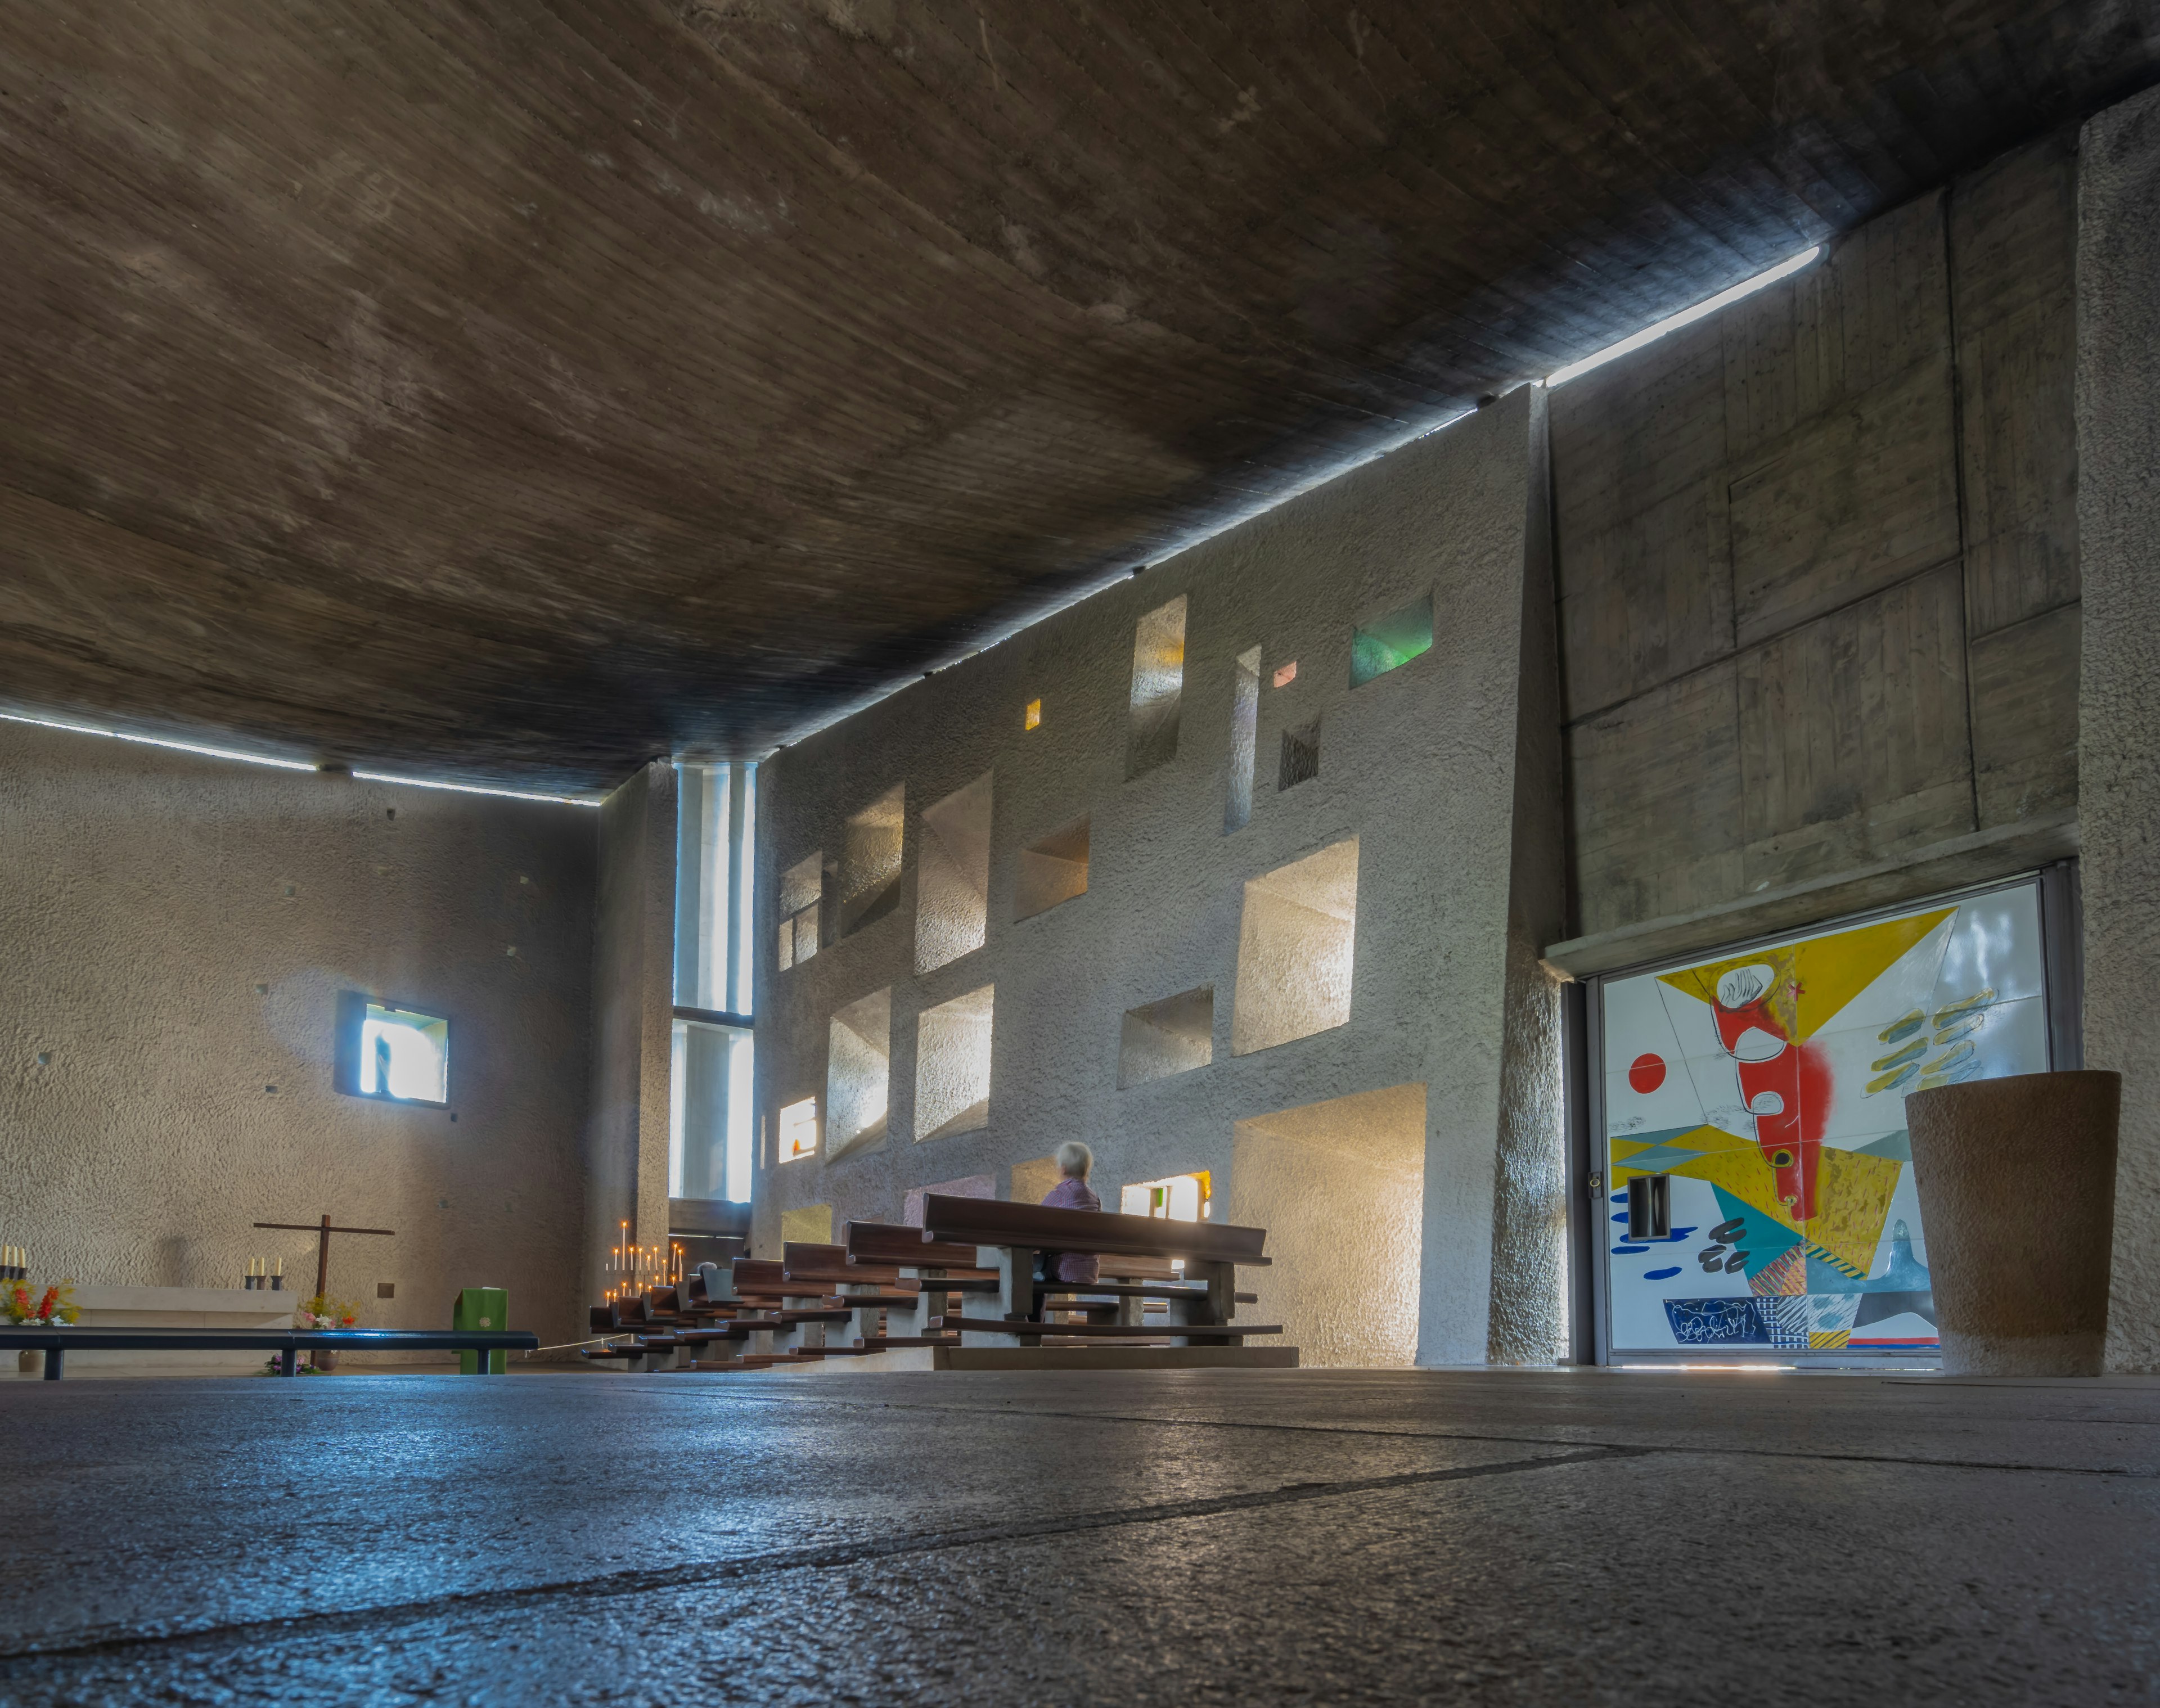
[918,1194,1276,1350]
[839,1220,996,1344]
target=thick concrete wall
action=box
[755,390,1564,1365]
[0,720,596,1346]
[583,760,676,1304]
[1549,133,2082,975]
[2077,85,2160,1373]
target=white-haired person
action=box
[1038,1139,1101,1286]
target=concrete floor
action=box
[1,1368,2155,1705]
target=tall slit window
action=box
[1226,645,1260,832]
[672,761,757,1204]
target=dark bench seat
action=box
[0,1325,539,1380]
[926,1315,1281,1341]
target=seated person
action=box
[1038,1141,1101,1287]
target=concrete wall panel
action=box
[0,720,596,1347]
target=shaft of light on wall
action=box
[0,709,320,772]
[0,707,602,804]
[1545,246,1822,389]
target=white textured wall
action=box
[754,390,1565,1364]
[0,719,596,1347]
[2077,85,2160,1372]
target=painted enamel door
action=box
[1599,882,2050,1357]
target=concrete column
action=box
[583,759,678,1306]
[2076,85,2160,1372]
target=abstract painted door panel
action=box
[1598,882,2050,1358]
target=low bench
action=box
[918,1193,1275,1351]
[0,1326,539,1380]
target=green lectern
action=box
[454,1287,510,1374]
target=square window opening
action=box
[339,995,449,1106]
[1231,838,1358,1055]
[1351,592,1434,688]
[1014,816,1089,920]
[778,1095,820,1163]
[1119,986,1215,1088]
[1279,716,1321,791]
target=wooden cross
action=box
[254,1214,396,1300]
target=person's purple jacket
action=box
[1040,1175,1101,1283]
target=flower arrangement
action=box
[298,1292,360,1331]
[259,1292,363,1374]
[4,1281,78,1326]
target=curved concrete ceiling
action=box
[2,2,2154,789]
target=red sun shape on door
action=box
[1627,1053,1666,1094]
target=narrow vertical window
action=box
[1126,595,1187,779]
[1226,645,1260,832]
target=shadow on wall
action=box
[1230,1082,1426,1367]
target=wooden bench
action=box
[0,1325,539,1379]
[917,1193,1279,1351]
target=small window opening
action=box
[1272,661,1298,689]
[1279,717,1321,791]
[778,1096,820,1163]
[916,772,992,974]
[1350,593,1434,688]
[1232,838,1358,1055]
[1126,596,1187,779]
[1024,699,1042,731]
[1119,1171,1212,1222]
[825,988,892,1161]
[838,783,905,938]
[777,850,822,970]
[915,984,994,1141]
[1226,646,1260,833]
[1119,986,1215,1087]
[1014,817,1089,920]
[350,1001,449,1105]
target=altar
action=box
[10,1287,296,1376]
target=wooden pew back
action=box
[920,1194,1269,1264]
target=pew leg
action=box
[279,1348,298,1377]
[43,1346,62,1380]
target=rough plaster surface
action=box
[1230,1084,1426,1367]
[0,720,595,1346]
[755,391,1565,1364]
[583,761,676,1306]
[2076,84,2160,1371]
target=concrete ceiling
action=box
[3,2,2154,791]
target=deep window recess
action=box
[1126,596,1187,779]
[1226,646,1260,832]
[1349,593,1434,687]
[1279,716,1320,791]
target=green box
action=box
[453,1286,509,1374]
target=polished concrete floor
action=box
[1,1367,2155,1705]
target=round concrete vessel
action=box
[1905,1069,2121,1376]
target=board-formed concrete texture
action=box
[2,1369,2156,1705]
[757,389,1564,1367]
[2077,82,2160,1374]
[0,718,597,1349]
